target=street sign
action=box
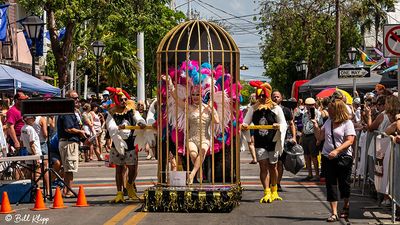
[384,24,400,58]
[383,24,400,100]
[338,67,370,79]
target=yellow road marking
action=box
[103,204,138,225]
[123,212,148,225]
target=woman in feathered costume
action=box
[242,81,287,203]
[165,79,219,185]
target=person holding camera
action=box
[301,97,323,181]
[313,99,356,222]
[57,90,86,198]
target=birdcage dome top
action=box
[157,20,239,53]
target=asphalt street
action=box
[0,151,395,225]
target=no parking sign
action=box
[384,24,400,58]
[383,24,400,100]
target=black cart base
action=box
[142,184,242,213]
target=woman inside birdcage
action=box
[163,60,235,185]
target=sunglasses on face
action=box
[71,96,79,100]
[120,98,128,102]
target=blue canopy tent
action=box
[0,64,60,95]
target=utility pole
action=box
[335,0,341,67]
[136,1,145,102]
[170,0,176,10]
[137,32,145,102]
[187,0,191,20]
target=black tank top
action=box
[252,108,277,151]
[112,109,136,151]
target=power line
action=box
[238,45,264,48]
[195,0,259,26]
[175,0,195,9]
[193,0,263,38]
[211,13,259,22]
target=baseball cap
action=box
[14,92,29,100]
[305,97,316,105]
[102,90,110,96]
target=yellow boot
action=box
[110,191,125,203]
[271,185,282,202]
[127,182,140,200]
[259,188,272,203]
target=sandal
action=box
[339,207,349,218]
[326,214,339,222]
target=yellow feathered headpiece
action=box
[249,81,275,110]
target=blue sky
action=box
[174,0,268,81]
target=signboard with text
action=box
[338,67,370,79]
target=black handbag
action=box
[330,121,353,167]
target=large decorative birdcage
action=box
[143,20,242,212]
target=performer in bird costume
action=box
[242,81,287,203]
[105,87,146,203]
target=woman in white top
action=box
[32,116,48,155]
[90,103,103,161]
[313,99,356,222]
[366,95,400,133]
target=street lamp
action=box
[296,60,308,79]
[91,41,105,100]
[22,15,45,77]
[240,65,249,70]
[347,47,357,64]
[347,47,358,96]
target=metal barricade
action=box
[354,130,399,223]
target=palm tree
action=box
[103,37,138,88]
[356,0,396,48]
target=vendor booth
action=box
[0,64,60,95]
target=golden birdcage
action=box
[143,20,242,212]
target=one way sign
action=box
[338,67,370,79]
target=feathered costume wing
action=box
[167,84,187,132]
[213,90,231,137]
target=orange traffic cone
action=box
[74,185,89,207]
[0,192,15,214]
[30,189,49,211]
[51,187,67,209]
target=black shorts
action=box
[301,134,319,156]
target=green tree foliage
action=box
[353,0,396,47]
[240,81,256,105]
[19,0,101,89]
[19,0,184,97]
[258,0,362,97]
